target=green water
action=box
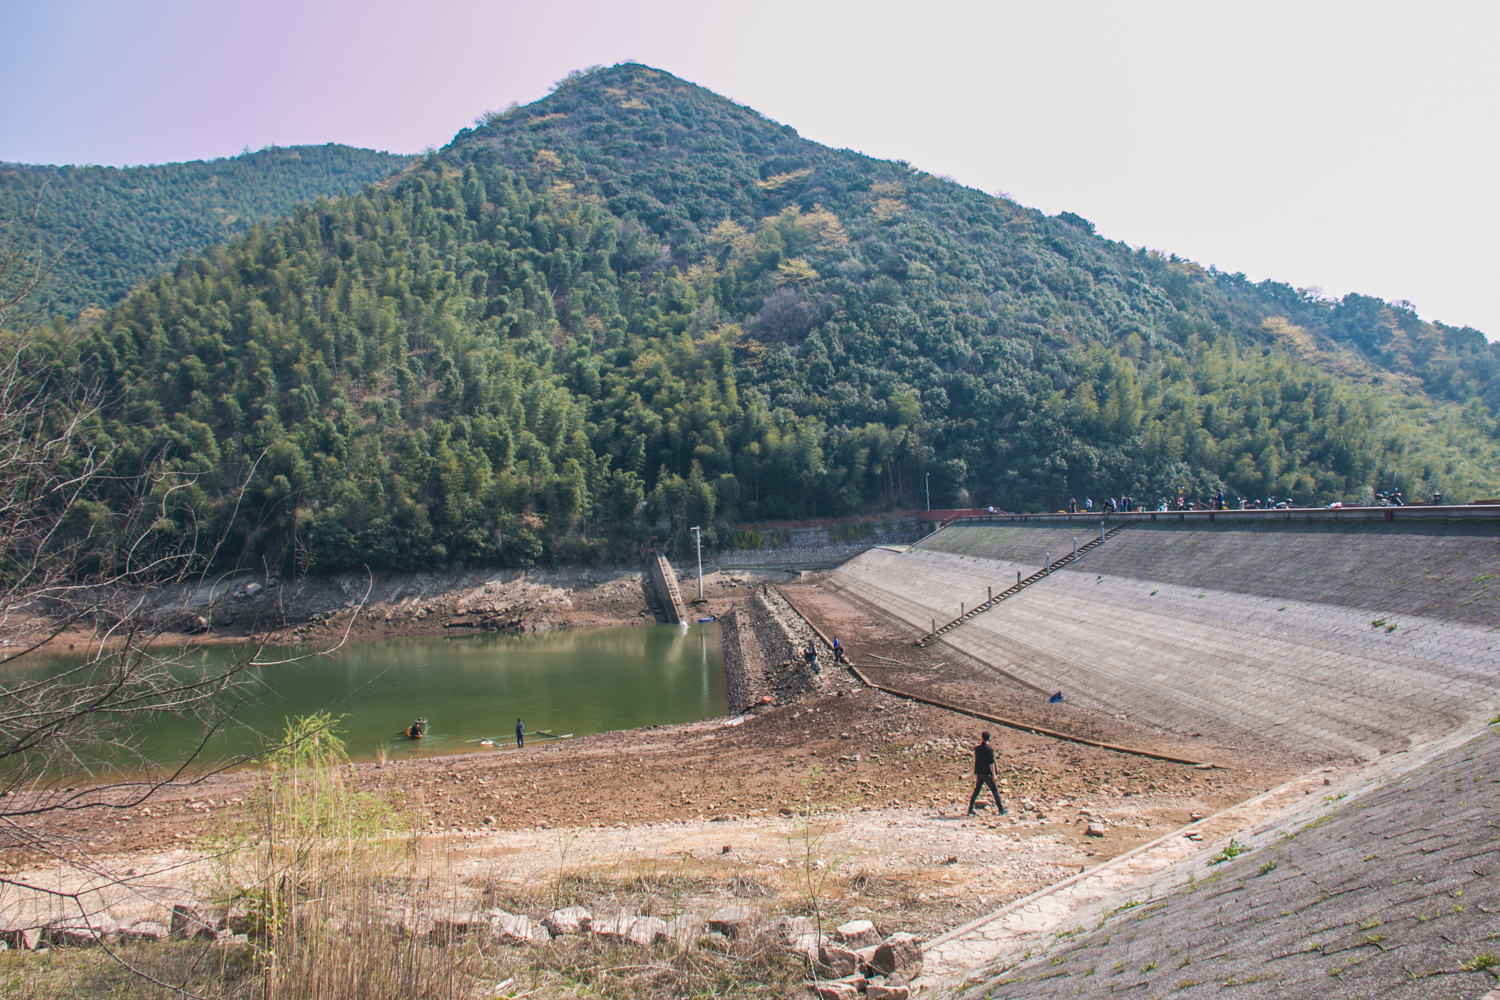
[15,624,725,766]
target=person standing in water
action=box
[515,718,524,749]
[967,731,1006,817]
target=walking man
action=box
[967,731,1006,816]
[515,718,524,749]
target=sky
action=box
[3,1,1496,338]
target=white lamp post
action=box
[690,525,703,601]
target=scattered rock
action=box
[244,582,263,598]
[488,910,547,946]
[834,918,877,946]
[593,913,669,947]
[1189,812,1203,822]
[1085,823,1106,837]
[867,982,911,999]
[806,981,860,1000]
[117,920,169,944]
[429,908,484,944]
[787,932,823,960]
[707,904,756,939]
[667,913,707,948]
[8,928,42,951]
[542,907,592,938]
[777,915,819,944]
[170,904,218,941]
[625,916,669,948]
[818,942,860,977]
[46,918,113,947]
[870,932,923,979]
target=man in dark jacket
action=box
[967,731,1006,816]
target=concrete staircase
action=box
[915,521,1129,647]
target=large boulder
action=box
[869,931,923,979]
[542,906,592,938]
[867,982,910,999]
[806,982,860,1000]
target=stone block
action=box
[488,910,547,946]
[117,920,168,944]
[428,908,484,945]
[666,913,707,948]
[169,903,217,941]
[817,942,860,977]
[834,917,877,946]
[542,906,592,937]
[593,913,668,947]
[870,931,922,978]
[45,917,114,947]
[707,904,757,939]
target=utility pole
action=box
[690,526,703,601]
[925,473,930,512]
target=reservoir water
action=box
[16,624,725,766]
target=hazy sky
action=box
[3,1,1496,338]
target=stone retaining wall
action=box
[719,589,828,711]
[719,518,922,569]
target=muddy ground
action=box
[3,567,1331,947]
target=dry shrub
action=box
[211,714,507,1000]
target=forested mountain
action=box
[1,145,413,319]
[27,64,1500,575]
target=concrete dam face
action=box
[831,519,1500,761]
[829,517,1500,997]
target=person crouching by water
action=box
[967,731,1006,817]
[515,718,524,749]
[407,717,426,740]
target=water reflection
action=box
[13,624,724,765]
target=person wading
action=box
[967,731,1006,817]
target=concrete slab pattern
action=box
[948,721,1500,1000]
[920,521,1500,627]
[831,547,1499,759]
